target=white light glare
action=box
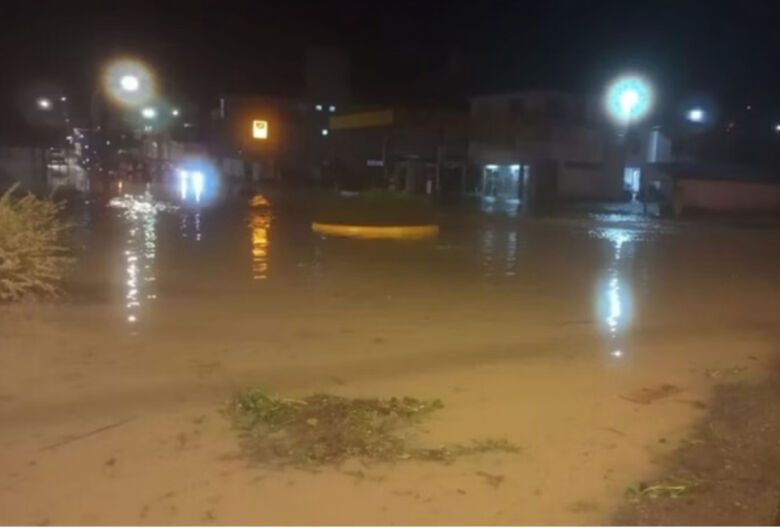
[37,98,52,110]
[606,75,652,123]
[619,90,639,117]
[120,75,140,92]
[687,108,705,123]
[179,170,188,200]
[321,129,329,136]
[192,171,204,203]
[141,107,157,119]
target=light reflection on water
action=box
[178,212,202,241]
[479,227,521,278]
[102,193,666,351]
[590,228,635,358]
[109,193,175,324]
[249,195,272,280]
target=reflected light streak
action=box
[192,171,204,204]
[179,170,188,201]
[250,211,271,280]
[109,193,175,325]
[250,194,271,207]
[505,231,518,277]
[592,227,634,358]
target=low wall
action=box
[675,179,780,214]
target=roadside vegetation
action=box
[0,185,72,302]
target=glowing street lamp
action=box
[171,108,180,117]
[605,74,653,215]
[141,107,157,119]
[687,108,705,123]
[120,75,140,92]
[37,97,52,110]
[605,75,652,124]
[103,59,155,107]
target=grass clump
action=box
[0,185,72,302]
[229,389,519,467]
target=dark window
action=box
[564,161,603,170]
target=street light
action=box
[605,74,653,214]
[141,107,157,119]
[37,97,52,110]
[119,75,140,92]
[605,75,652,124]
[774,123,780,133]
[171,108,180,117]
[687,108,705,123]
[103,59,155,107]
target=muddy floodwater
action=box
[2,191,780,524]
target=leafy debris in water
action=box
[624,477,702,502]
[476,470,505,488]
[619,384,682,405]
[704,367,747,378]
[228,389,519,466]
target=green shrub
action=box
[315,189,437,226]
[0,185,72,302]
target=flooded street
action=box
[2,192,780,524]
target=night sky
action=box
[2,0,780,119]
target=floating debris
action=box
[624,477,701,502]
[619,384,681,405]
[476,470,505,488]
[228,389,519,466]
[704,367,747,378]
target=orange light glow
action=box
[250,194,271,207]
[250,212,271,280]
[252,120,268,139]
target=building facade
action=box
[326,106,468,193]
[468,90,674,209]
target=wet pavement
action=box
[2,190,780,524]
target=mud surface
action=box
[615,363,780,525]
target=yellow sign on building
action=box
[329,110,394,130]
[252,120,268,139]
